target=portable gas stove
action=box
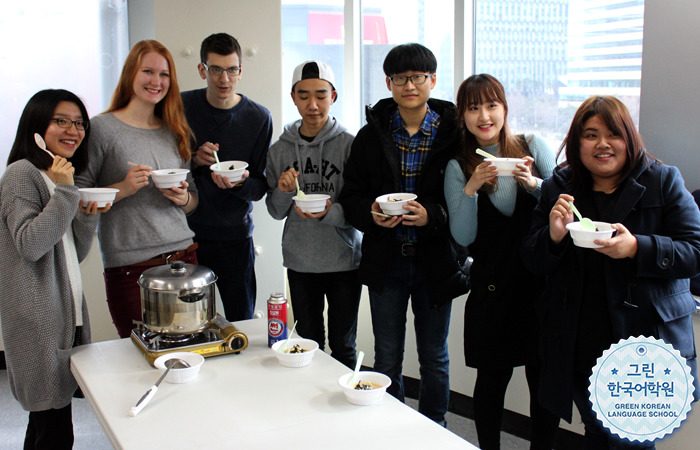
[131,315,248,366]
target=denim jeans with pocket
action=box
[368,252,451,425]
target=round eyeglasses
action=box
[389,74,432,86]
[202,63,241,77]
[50,118,88,131]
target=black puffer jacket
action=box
[339,98,466,307]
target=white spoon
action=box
[213,149,221,170]
[476,148,496,159]
[34,133,55,159]
[281,320,298,352]
[347,350,365,388]
[294,176,307,199]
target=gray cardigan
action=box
[0,160,95,411]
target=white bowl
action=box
[150,169,189,189]
[153,351,204,384]
[78,188,119,208]
[485,157,526,176]
[271,338,319,368]
[566,221,615,248]
[210,160,248,183]
[338,371,392,406]
[293,194,330,214]
[375,193,417,216]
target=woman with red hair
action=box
[76,40,199,337]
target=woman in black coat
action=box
[522,96,700,449]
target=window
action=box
[0,0,129,174]
[281,0,644,148]
[475,0,645,151]
[282,0,454,129]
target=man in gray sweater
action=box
[265,60,361,369]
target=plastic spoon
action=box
[281,320,298,352]
[34,133,55,159]
[129,358,190,417]
[294,176,307,199]
[568,201,596,231]
[213,149,221,170]
[347,350,365,388]
[475,148,496,159]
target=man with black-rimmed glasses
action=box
[339,43,466,427]
[182,32,273,321]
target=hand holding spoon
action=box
[568,201,596,231]
[34,133,55,159]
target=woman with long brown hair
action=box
[444,74,559,449]
[523,95,700,448]
[76,40,199,338]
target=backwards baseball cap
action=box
[291,60,336,92]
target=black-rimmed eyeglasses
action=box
[202,63,241,77]
[389,74,431,86]
[50,118,88,131]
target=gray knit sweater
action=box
[0,160,95,411]
[74,113,195,267]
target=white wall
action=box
[639,0,700,192]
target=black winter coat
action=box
[339,98,466,307]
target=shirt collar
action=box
[390,104,438,136]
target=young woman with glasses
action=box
[0,89,109,448]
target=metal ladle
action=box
[129,358,190,416]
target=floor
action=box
[0,370,529,449]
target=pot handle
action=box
[178,291,206,303]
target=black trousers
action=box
[473,364,560,450]
[24,403,73,450]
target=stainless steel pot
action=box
[138,261,218,335]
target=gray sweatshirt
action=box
[265,117,361,273]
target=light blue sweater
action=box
[444,134,557,247]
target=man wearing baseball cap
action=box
[265,60,362,369]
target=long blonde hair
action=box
[107,40,193,161]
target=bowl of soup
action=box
[293,194,330,214]
[78,188,119,208]
[210,160,248,183]
[375,193,417,216]
[151,169,189,189]
[271,338,319,368]
[338,371,392,405]
[486,158,527,177]
[566,221,615,248]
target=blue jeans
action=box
[287,269,361,369]
[368,252,451,425]
[574,374,655,450]
[195,237,256,321]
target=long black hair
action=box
[7,89,91,174]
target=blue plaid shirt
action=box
[390,105,441,242]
